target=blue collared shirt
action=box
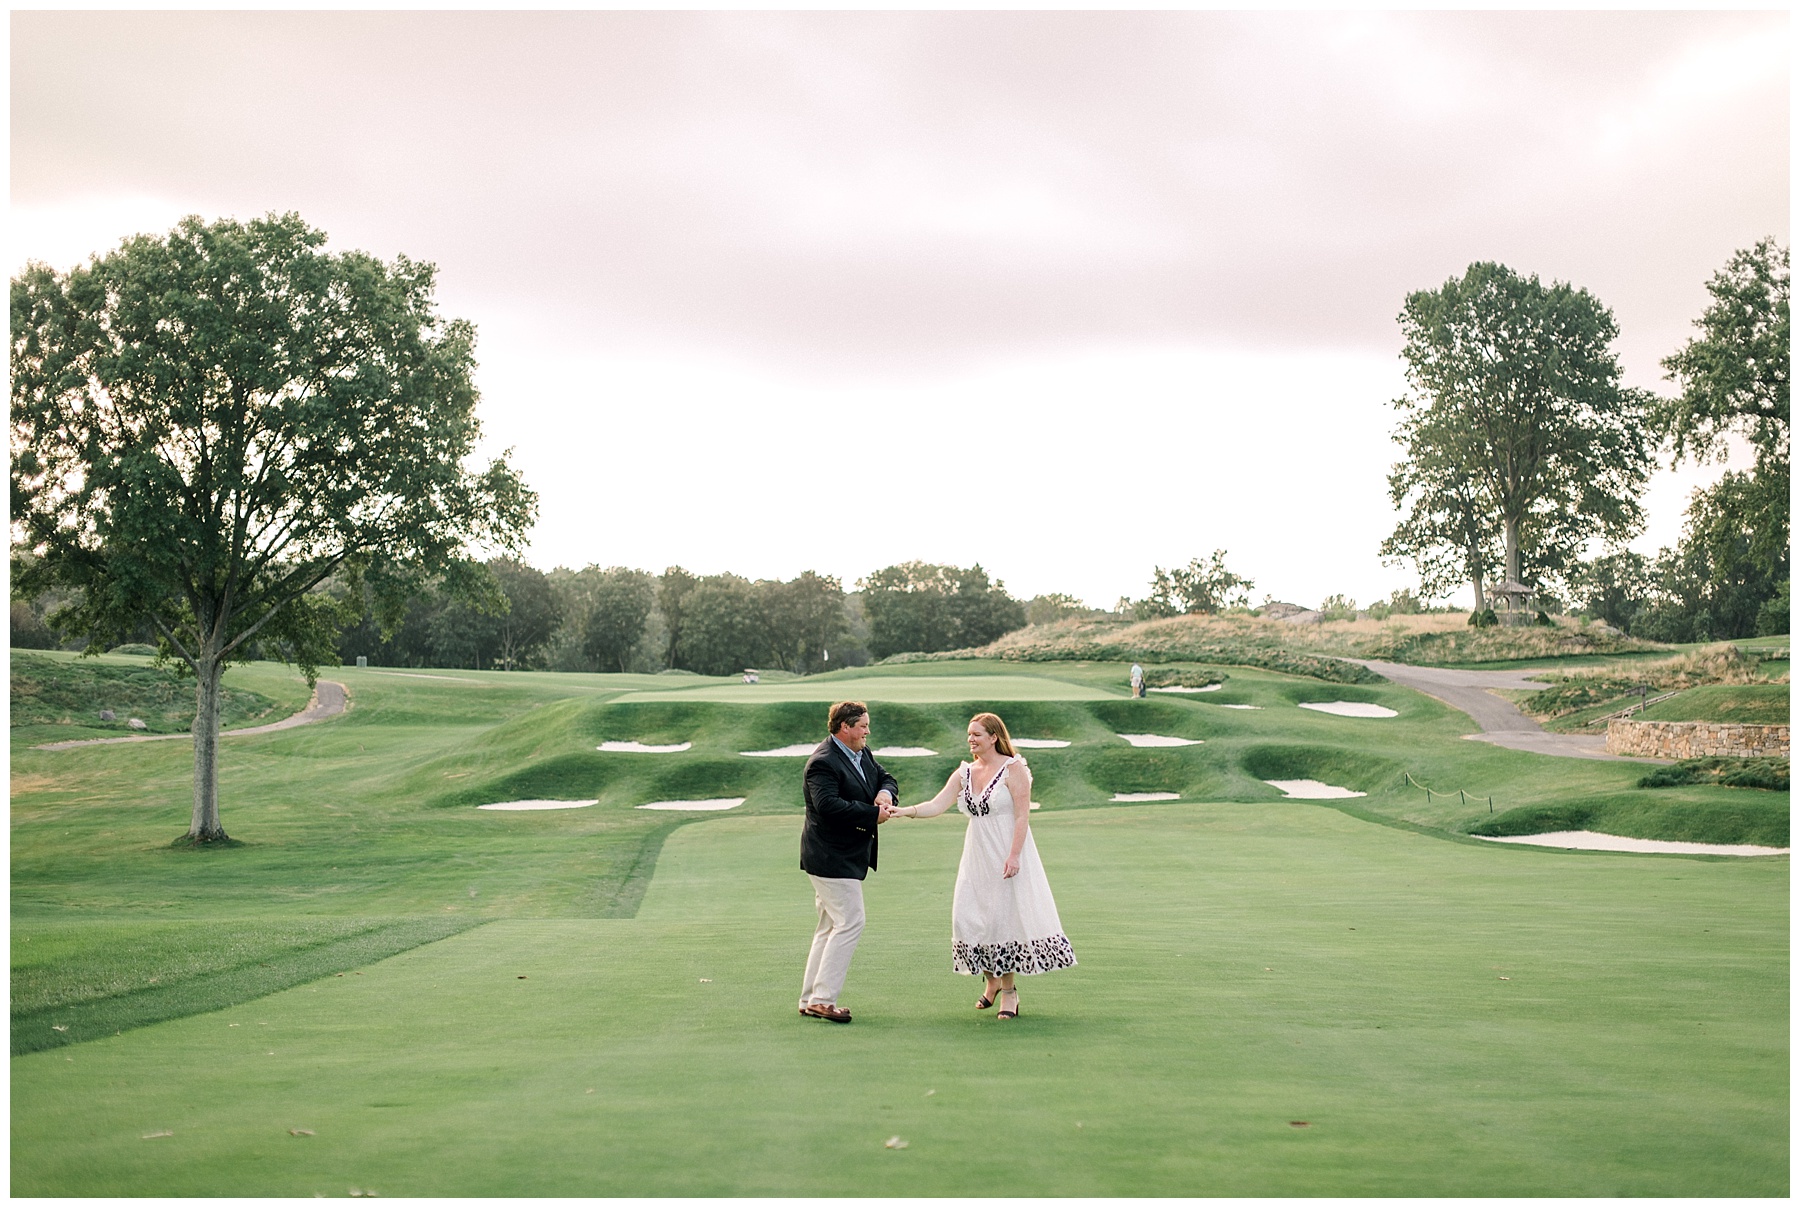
[830,734,867,783]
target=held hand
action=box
[876,803,894,824]
[1003,857,1020,878]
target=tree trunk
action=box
[1470,571,1487,614]
[1502,514,1524,625]
[188,653,228,841]
[1503,516,1521,588]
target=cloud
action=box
[9,10,1786,605]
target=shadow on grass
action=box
[12,917,487,1056]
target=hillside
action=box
[882,611,1663,678]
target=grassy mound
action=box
[1274,682,1387,707]
[1520,646,1789,731]
[1086,698,1217,740]
[1080,746,1217,797]
[882,620,1383,684]
[1354,622,1661,666]
[11,651,281,736]
[1639,758,1790,792]
[1468,790,1790,848]
[1238,743,1400,796]
[1635,684,1789,725]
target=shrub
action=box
[1638,758,1789,792]
[1141,667,1229,689]
[9,601,61,649]
[1755,580,1789,637]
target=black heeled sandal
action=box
[997,988,1020,1019]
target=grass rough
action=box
[11,651,281,736]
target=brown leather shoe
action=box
[799,1003,852,1023]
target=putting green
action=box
[12,803,1786,1196]
[617,674,1115,703]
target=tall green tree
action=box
[1385,262,1655,603]
[657,565,698,669]
[1565,548,1653,632]
[10,213,535,842]
[1380,411,1502,611]
[427,558,560,671]
[1133,550,1255,619]
[675,573,767,675]
[582,567,656,673]
[1634,472,1789,643]
[487,559,562,670]
[859,561,1024,659]
[1657,239,1789,574]
[759,570,847,674]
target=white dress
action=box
[950,757,1077,976]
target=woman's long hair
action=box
[970,712,1016,757]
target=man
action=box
[797,700,897,1023]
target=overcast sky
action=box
[11,10,1788,609]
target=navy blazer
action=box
[800,738,899,880]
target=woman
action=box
[894,712,1076,1019]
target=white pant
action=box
[799,874,866,1008]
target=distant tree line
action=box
[314,559,1040,674]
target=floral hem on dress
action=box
[952,934,1077,976]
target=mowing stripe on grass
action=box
[12,917,486,1055]
[579,817,701,919]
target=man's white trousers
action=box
[799,874,866,1008]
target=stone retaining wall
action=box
[1606,720,1790,760]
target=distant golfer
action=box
[797,700,897,1023]
[1130,663,1145,697]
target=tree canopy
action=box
[1384,261,1654,608]
[858,561,1025,659]
[1657,238,1789,572]
[10,213,535,841]
[1133,551,1255,619]
[1658,238,1790,471]
[582,567,657,673]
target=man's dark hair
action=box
[828,701,868,735]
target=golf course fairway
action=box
[10,656,1788,1195]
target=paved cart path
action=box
[32,681,349,751]
[1353,660,1663,762]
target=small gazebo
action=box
[1490,579,1536,625]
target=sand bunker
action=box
[1012,738,1072,748]
[1474,832,1790,857]
[478,800,597,811]
[635,798,746,811]
[740,743,819,757]
[1148,684,1222,694]
[1216,704,1262,710]
[597,740,692,753]
[1119,734,1203,747]
[1264,779,1367,799]
[1111,791,1181,802]
[873,746,937,757]
[1298,702,1398,719]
